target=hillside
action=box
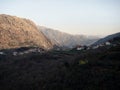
[0,43,120,90]
[38,26,99,48]
[0,14,53,50]
[93,32,120,46]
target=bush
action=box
[79,60,88,65]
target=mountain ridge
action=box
[38,26,100,48]
[0,14,53,50]
[92,32,120,46]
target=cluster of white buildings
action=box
[76,41,113,51]
[91,41,112,50]
[12,48,44,56]
[0,48,45,56]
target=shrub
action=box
[79,60,88,65]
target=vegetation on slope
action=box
[0,45,120,90]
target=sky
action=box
[0,0,120,36]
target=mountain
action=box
[0,14,53,50]
[38,26,99,48]
[93,32,120,46]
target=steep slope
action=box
[0,14,53,50]
[38,26,99,48]
[93,32,120,46]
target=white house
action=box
[92,45,99,49]
[105,42,111,46]
[0,52,4,55]
[13,52,18,56]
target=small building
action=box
[76,45,87,51]
[13,52,18,56]
[92,45,99,49]
[0,52,4,55]
[105,42,111,46]
[77,47,83,50]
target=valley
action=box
[0,14,120,90]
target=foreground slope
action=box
[0,44,120,90]
[0,14,53,50]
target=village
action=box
[74,41,118,51]
[0,40,119,57]
[0,47,45,56]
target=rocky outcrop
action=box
[0,14,53,50]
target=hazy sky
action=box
[0,0,120,36]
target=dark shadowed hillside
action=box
[0,14,53,50]
[38,26,99,48]
[93,32,120,46]
[0,44,120,90]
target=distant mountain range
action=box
[38,26,100,48]
[1,14,119,50]
[0,14,53,50]
[93,32,120,46]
